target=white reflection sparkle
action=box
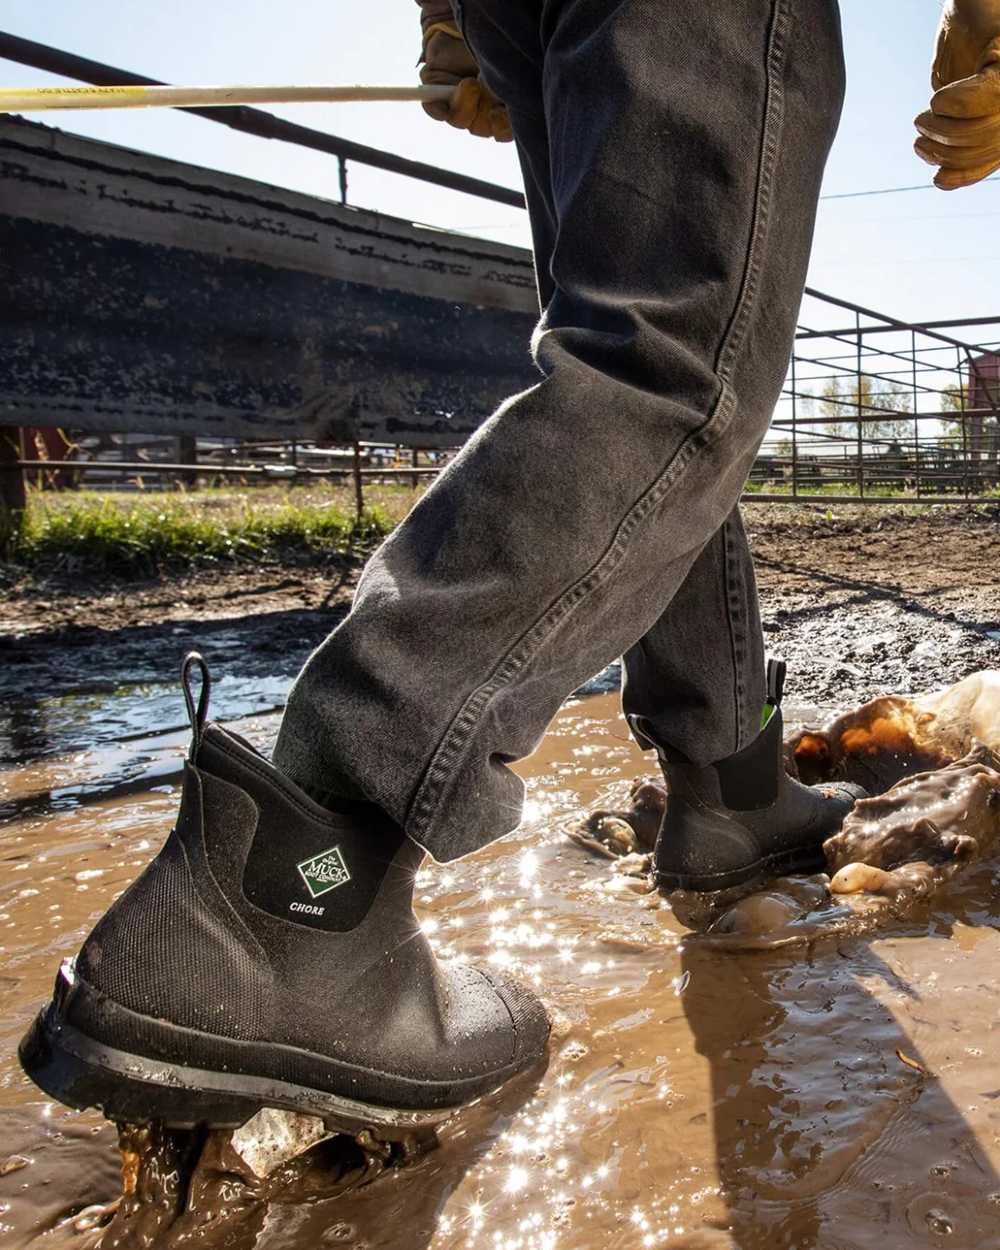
[505,1165,530,1193]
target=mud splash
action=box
[572,674,1000,947]
[827,742,1000,892]
[78,1117,430,1249]
[7,676,1000,1247]
[788,671,1000,792]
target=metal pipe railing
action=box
[3,459,444,479]
[0,31,527,210]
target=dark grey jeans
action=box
[274,0,845,861]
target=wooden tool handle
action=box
[0,82,454,114]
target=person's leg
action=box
[275,0,848,863]
[622,508,765,764]
[472,2,770,782]
[18,2,556,1130]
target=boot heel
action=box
[18,1007,261,1130]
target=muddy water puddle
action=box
[4,687,1000,1248]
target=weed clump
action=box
[8,491,395,578]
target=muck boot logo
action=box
[296,845,351,899]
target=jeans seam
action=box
[714,0,791,380]
[722,517,741,755]
[406,0,792,844]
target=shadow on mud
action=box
[575,673,1000,1247]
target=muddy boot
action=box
[630,660,866,893]
[19,654,549,1136]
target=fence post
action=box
[790,354,798,498]
[178,434,198,488]
[911,330,920,500]
[0,425,27,547]
[960,349,971,498]
[352,441,364,518]
[856,314,864,498]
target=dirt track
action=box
[2,502,998,714]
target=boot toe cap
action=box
[477,967,551,1072]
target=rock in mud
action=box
[707,876,831,938]
[567,777,665,856]
[229,1108,335,1179]
[828,859,940,903]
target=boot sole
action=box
[654,842,827,894]
[19,960,523,1138]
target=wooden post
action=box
[352,441,364,518]
[411,446,419,490]
[177,434,198,488]
[0,425,27,547]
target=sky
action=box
[3,0,999,328]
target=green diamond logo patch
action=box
[296,845,351,899]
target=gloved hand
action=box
[419,19,513,142]
[914,0,1000,189]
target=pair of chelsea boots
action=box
[20,654,859,1131]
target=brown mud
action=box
[2,504,1000,1249]
[8,688,1000,1247]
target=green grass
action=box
[743,480,915,498]
[5,486,408,577]
[745,479,1000,504]
[7,478,996,580]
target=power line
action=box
[820,176,1000,201]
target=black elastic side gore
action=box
[626,713,695,774]
[714,707,782,812]
[283,772,373,811]
[195,725,409,935]
[218,725,376,816]
[312,795,388,820]
[626,713,658,754]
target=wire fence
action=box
[20,289,1000,506]
[751,289,1000,503]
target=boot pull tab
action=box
[766,656,787,709]
[181,651,212,757]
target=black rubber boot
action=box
[630,660,866,893]
[19,654,549,1135]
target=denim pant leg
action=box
[461,5,769,766]
[622,508,767,764]
[273,0,845,862]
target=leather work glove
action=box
[914,0,1000,189]
[418,18,513,142]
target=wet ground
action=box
[3,505,999,748]
[2,504,1000,1249]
